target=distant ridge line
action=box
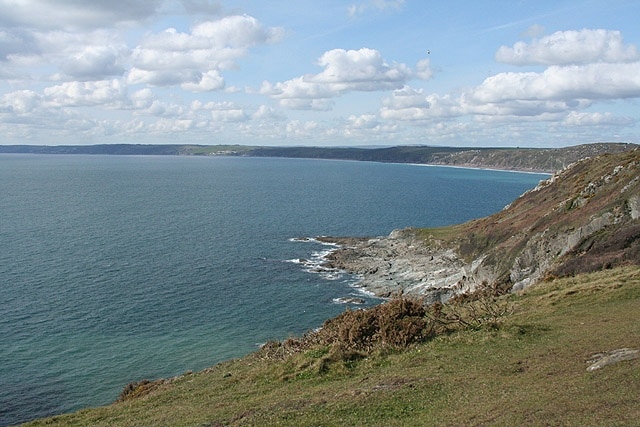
[1,142,636,173]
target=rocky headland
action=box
[319,148,640,303]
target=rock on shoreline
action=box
[318,230,480,304]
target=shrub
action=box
[117,379,165,402]
[431,281,513,331]
[321,297,430,352]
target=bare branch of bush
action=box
[428,281,513,331]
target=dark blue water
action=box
[0,154,546,426]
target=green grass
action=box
[22,267,640,426]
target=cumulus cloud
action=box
[127,15,284,91]
[311,48,409,87]
[382,86,429,109]
[347,114,379,129]
[252,104,285,121]
[0,90,41,115]
[285,120,319,137]
[43,80,127,107]
[470,62,640,103]
[496,29,639,66]
[380,28,640,132]
[261,48,416,110]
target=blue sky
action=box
[0,0,638,147]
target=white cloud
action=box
[285,120,319,137]
[382,86,428,109]
[252,104,285,120]
[211,109,247,123]
[149,118,195,133]
[347,114,379,129]
[496,29,639,66]
[0,90,41,115]
[43,79,127,107]
[180,70,225,92]
[311,48,410,88]
[130,88,155,109]
[145,100,187,118]
[380,56,640,125]
[262,48,415,110]
[470,62,640,103]
[127,15,284,91]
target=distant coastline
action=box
[1,142,637,173]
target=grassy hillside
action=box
[22,267,640,426]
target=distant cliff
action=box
[242,143,637,173]
[323,147,640,302]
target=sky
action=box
[0,0,639,147]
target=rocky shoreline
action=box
[316,148,640,304]
[317,230,476,304]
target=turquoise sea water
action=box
[0,154,546,426]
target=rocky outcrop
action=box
[321,148,640,301]
[323,231,471,303]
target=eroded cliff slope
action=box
[324,148,640,301]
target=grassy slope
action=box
[23,266,640,427]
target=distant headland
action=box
[1,142,637,173]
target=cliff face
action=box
[324,148,640,301]
[426,142,637,172]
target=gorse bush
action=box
[258,298,433,363]
[257,290,514,367]
[326,297,430,351]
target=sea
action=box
[0,154,547,426]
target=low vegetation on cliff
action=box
[23,267,640,426]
